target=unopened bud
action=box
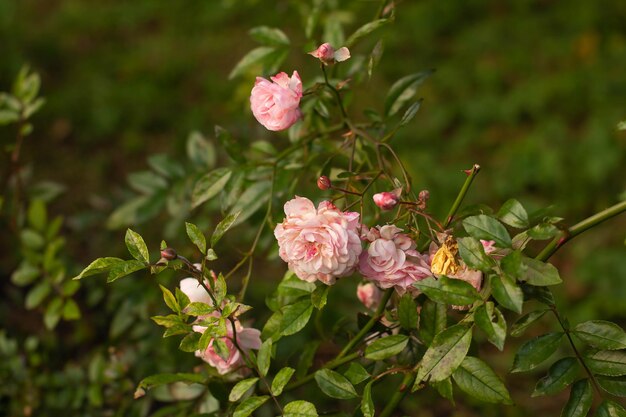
[373,190,400,211]
[317,175,332,190]
[308,43,351,65]
[418,190,430,201]
[160,247,177,261]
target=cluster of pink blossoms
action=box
[274,197,496,310]
[179,278,261,375]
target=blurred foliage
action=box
[1,0,625,416]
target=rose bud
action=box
[160,247,177,261]
[317,175,331,190]
[308,43,351,64]
[357,282,383,310]
[373,189,401,211]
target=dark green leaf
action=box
[533,357,579,397]
[233,395,269,417]
[398,293,418,330]
[475,302,507,351]
[457,237,492,272]
[519,257,562,286]
[528,223,560,240]
[311,285,329,310]
[179,332,201,352]
[431,378,454,403]
[511,310,550,337]
[497,199,529,229]
[314,369,358,399]
[419,300,447,346]
[361,381,375,417]
[413,276,481,306]
[280,299,314,336]
[257,338,272,377]
[452,356,513,404]
[573,320,626,350]
[125,229,149,263]
[344,362,370,385]
[399,100,423,126]
[107,260,146,282]
[384,70,433,117]
[283,400,318,417]
[500,250,523,278]
[491,274,523,314]
[229,46,276,79]
[597,377,626,397]
[185,222,206,254]
[271,367,295,396]
[229,378,259,402]
[191,168,232,209]
[138,373,205,390]
[511,332,563,372]
[585,350,626,376]
[415,324,472,383]
[561,379,592,417]
[595,400,626,417]
[346,18,389,47]
[249,26,289,46]
[365,335,409,360]
[522,284,556,305]
[211,212,240,247]
[463,215,512,248]
[230,181,271,225]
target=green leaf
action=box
[497,199,529,229]
[44,297,63,329]
[519,257,562,286]
[511,332,563,372]
[184,302,215,316]
[595,400,626,417]
[233,395,269,417]
[398,293,418,330]
[28,199,47,231]
[344,362,370,385]
[431,378,454,403]
[62,299,81,320]
[511,309,550,337]
[214,337,231,360]
[230,181,271,226]
[257,338,272,377]
[311,285,329,310]
[314,369,358,399]
[185,222,206,254]
[137,373,205,391]
[585,350,626,376]
[452,356,513,404]
[280,299,314,336]
[528,223,560,240]
[500,250,523,278]
[229,46,277,79]
[367,40,384,79]
[533,357,579,397]
[384,70,434,117]
[26,282,51,309]
[159,284,179,313]
[365,335,409,360]
[175,288,190,310]
[346,18,389,47]
[522,284,556,306]
[457,237,492,272]
[361,381,375,417]
[413,276,481,306]
[229,378,259,402]
[474,302,506,351]
[20,229,45,249]
[399,100,423,126]
[278,274,316,297]
[283,400,318,417]
[271,367,295,396]
[125,229,149,263]
[419,300,447,346]
[597,377,626,397]
[211,212,240,247]
[191,168,232,209]
[214,273,227,304]
[249,26,289,46]
[491,274,523,314]
[12,263,40,286]
[179,332,201,352]
[561,379,592,417]
[415,324,472,383]
[463,215,512,248]
[573,320,626,350]
[107,260,146,282]
[186,130,216,169]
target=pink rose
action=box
[308,43,351,64]
[357,282,383,310]
[250,71,302,131]
[194,321,261,375]
[274,196,362,285]
[359,225,432,293]
[373,189,401,211]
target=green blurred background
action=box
[1,0,625,415]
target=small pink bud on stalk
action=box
[373,188,402,211]
[160,247,177,261]
[317,175,332,190]
[308,43,351,65]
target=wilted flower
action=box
[359,225,432,293]
[480,239,497,254]
[250,71,302,131]
[274,196,362,285]
[357,282,383,310]
[308,43,351,64]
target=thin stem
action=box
[536,200,626,262]
[377,142,412,194]
[321,64,348,122]
[284,351,361,392]
[378,373,415,417]
[444,164,481,228]
[336,288,394,360]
